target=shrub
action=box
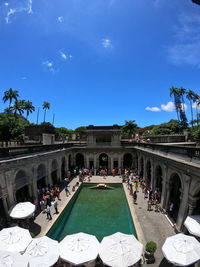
[145,241,157,253]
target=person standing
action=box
[52,199,59,214]
[46,205,52,220]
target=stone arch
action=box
[168,172,182,222]
[146,160,151,186]
[37,164,46,188]
[51,159,58,185]
[123,153,133,169]
[15,169,30,202]
[99,153,109,170]
[75,153,85,168]
[61,157,66,179]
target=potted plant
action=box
[144,241,157,264]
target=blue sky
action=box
[0,0,200,129]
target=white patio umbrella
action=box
[59,232,99,265]
[162,233,200,266]
[99,232,143,267]
[0,251,28,267]
[184,215,200,237]
[9,202,35,219]
[24,236,59,267]
[0,226,32,253]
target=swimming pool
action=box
[47,183,136,241]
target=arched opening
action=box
[123,153,133,169]
[146,161,151,186]
[61,157,66,179]
[37,164,46,189]
[75,153,84,168]
[51,159,58,185]
[140,157,144,178]
[168,173,182,222]
[155,165,163,193]
[99,153,108,170]
[15,170,30,202]
[193,191,200,215]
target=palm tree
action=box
[193,93,200,125]
[170,86,180,122]
[186,90,196,127]
[42,101,50,122]
[179,87,186,112]
[2,88,19,108]
[24,101,35,119]
[122,120,138,138]
[11,100,25,116]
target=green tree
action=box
[42,101,50,122]
[24,101,35,119]
[170,86,180,122]
[11,100,25,116]
[0,113,29,141]
[122,120,138,137]
[186,90,196,127]
[2,88,19,108]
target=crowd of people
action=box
[125,170,161,213]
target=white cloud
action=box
[27,0,33,14]
[145,106,161,112]
[58,16,63,23]
[192,102,200,109]
[43,60,55,73]
[5,8,16,24]
[4,0,33,23]
[59,51,72,60]
[167,14,200,68]
[60,51,67,60]
[21,76,27,80]
[161,101,175,112]
[102,38,112,49]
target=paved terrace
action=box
[33,176,177,266]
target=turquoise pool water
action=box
[47,184,136,241]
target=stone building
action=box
[0,125,199,232]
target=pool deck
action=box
[33,175,176,266]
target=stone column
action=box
[110,155,114,171]
[138,156,141,176]
[143,158,147,182]
[176,174,191,231]
[58,159,62,183]
[46,160,52,186]
[2,196,9,219]
[118,154,122,169]
[150,159,154,189]
[86,154,89,169]
[31,165,38,199]
[160,164,167,208]
[163,180,171,211]
[5,170,15,207]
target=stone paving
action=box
[32,175,177,266]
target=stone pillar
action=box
[94,153,97,169]
[58,159,62,183]
[5,170,15,207]
[176,174,191,231]
[86,154,89,169]
[118,154,122,169]
[138,156,141,176]
[163,180,171,211]
[31,165,38,198]
[160,165,167,208]
[46,160,52,186]
[2,196,9,219]
[65,154,69,172]
[143,158,147,182]
[110,155,114,171]
[150,159,154,189]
